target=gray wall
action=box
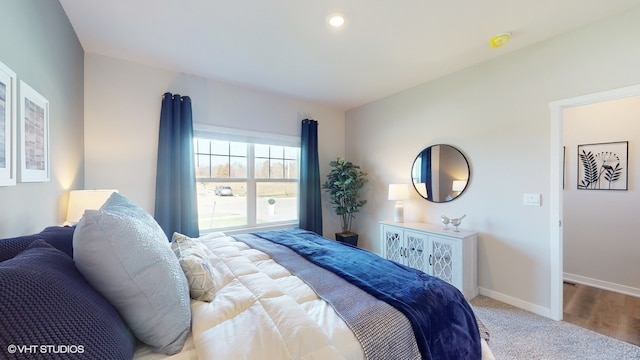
[0,1,84,237]
[345,7,640,315]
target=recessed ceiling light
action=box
[489,32,512,49]
[328,14,345,27]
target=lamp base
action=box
[394,201,404,223]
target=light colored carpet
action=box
[470,295,640,360]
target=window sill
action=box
[200,222,299,236]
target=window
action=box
[193,125,300,232]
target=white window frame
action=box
[193,124,300,235]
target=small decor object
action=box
[388,184,409,223]
[322,158,368,245]
[450,215,466,232]
[0,60,17,186]
[19,81,49,182]
[441,215,450,230]
[268,198,276,216]
[577,141,628,190]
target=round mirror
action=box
[411,144,470,203]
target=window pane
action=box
[256,182,298,224]
[270,145,284,158]
[197,182,247,230]
[195,138,210,154]
[255,158,270,179]
[284,147,298,159]
[230,142,247,157]
[284,159,298,179]
[195,154,210,178]
[230,156,247,178]
[270,159,284,179]
[211,155,230,178]
[211,140,229,155]
[255,144,269,158]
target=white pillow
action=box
[73,193,191,355]
[171,232,220,302]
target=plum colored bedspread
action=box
[250,228,482,360]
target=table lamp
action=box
[388,184,409,223]
[65,189,118,225]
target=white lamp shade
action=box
[65,189,118,224]
[452,180,467,192]
[388,184,409,200]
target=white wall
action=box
[345,7,640,314]
[563,96,640,294]
[0,1,84,237]
[84,53,345,237]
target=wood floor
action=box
[563,282,640,347]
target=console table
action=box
[380,221,478,299]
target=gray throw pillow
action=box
[171,232,220,302]
[73,193,191,355]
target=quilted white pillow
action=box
[73,193,191,355]
[171,232,220,302]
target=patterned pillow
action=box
[172,232,220,302]
[73,193,191,355]
[0,240,136,359]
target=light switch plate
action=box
[523,193,541,206]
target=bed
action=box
[0,193,493,360]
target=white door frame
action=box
[548,84,640,321]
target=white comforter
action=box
[135,235,364,360]
[134,235,494,360]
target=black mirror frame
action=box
[410,144,470,203]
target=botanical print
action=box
[577,141,628,190]
[23,97,46,171]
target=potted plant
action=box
[322,158,368,246]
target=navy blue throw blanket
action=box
[252,229,481,360]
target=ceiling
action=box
[59,0,640,111]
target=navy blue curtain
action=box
[154,93,199,239]
[421,147,433,201]
[299,119,323,235]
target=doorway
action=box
[549,84,640,321]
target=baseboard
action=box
[477,278,640,322]
[478,287,552,319]
[563,273,640,298]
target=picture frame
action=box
[19,81,49,182]
[577,141,628,191]
[0,60,17,186]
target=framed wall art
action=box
[0,60,17,186]
[19,80,49,182]
[577,141,628,191]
